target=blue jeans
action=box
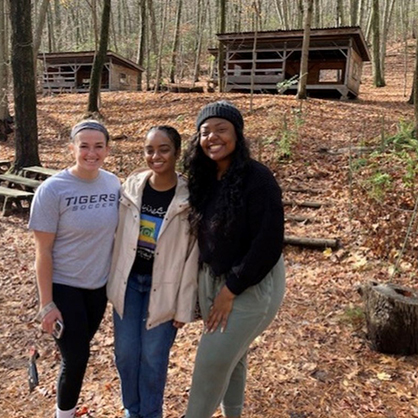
[113,272,177,418]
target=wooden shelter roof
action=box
[215,26,371,61]
[37,50,144,72]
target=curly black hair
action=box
[183,128,251,236]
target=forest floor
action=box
[2,42,418,418]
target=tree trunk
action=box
[154,0,168,92]
[0,0,9,142]
[136,0,146,91]
[169,0,182,84]
[371,0,385,87]
[54,0,62,51]
[297,0,304,28]
[33,0,50,72]
[296,0,313,100]
[350,0,359,25]
[358,281,418,354]
[249,1,259,112]
[9,0,40,169]
[192,0,207,84]
[87,0,111,114]
[380,0,395,77]
[47,2,55,52]
[218,0,227,92]
[337,0,345,25]
[146,0,158,57]
[413,34,418,135]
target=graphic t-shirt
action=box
[28,169,120,289]
[131,181,176,275]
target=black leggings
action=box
[53,283,107,410]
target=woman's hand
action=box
[173,320,185,329]
[205,285,236,333]
[40,306,62,335]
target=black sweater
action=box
[198,159,284,295]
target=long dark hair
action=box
[183,128,251,236]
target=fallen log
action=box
[358,281,418,355]
[285,214,316,223]
[284,235,339,249]
[282,200,323,208]
[283,187,322,194]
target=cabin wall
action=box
[109,63,139,91]
[285,58,346,85]
[346,48,363,95]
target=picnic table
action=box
[22,165,59,180]
[0,173,42,192]
[0,185,34,216]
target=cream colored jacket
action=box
[107,170,198,330]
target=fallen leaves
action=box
[2,43,418,418]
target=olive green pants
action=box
[185,256,286,418]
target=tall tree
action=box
[9,0,40,169]
[297,0,313,99]
[136,0,146,91]
[249,0,260,112]
[54,0,62,51]
[192,0,207,84]
[413,32,418,137]
[87,0,111,114]
[169,0,183,83]
[154,0,168,92]
[218,0,227,92]
[337,0,345,25]
[33,0,50,70]
[371,0,385,87]
[0,0,10,142]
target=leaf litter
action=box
[1,43,418,417]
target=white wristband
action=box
[36,301,57,322]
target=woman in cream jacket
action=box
[107,126,198,418]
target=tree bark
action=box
[249,1,259,112]
[218,0,227,92]
[358,281,418,354]
[284,235,339,249]
[9,0,40,169]
[87,0,111,114]
[33,0,50,71]
[413,34,418,135]
[154,0,168,92]
[371,0,385,87]
[337,0,345,25]
[54,0,62,51]
[169,0,182,84]
[136,0,146,91]
[0,0,10,142]
[296,0,313,99]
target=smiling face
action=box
[70,129,109,179]
[144,129,179,176]
[199,117,237,175]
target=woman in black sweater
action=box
[183,101,286,418]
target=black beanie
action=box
[196,100,244,133]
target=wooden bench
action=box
[0,173,42,192]
[22,166,59,180]
[0,186,34,216]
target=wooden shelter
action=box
[38,51,144,93]
[210,26,370,99]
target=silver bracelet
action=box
[36,301,57,322]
